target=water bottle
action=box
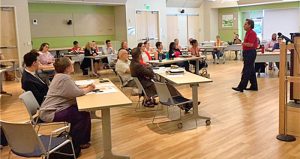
[165,52,169,60]
[261,45,265,54]
[158,53,162,62]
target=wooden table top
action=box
[155,68,212,85]
[76,79,132,111]
[148,56,205,65]
[200,46,227,49]
[49,47,71,51]
[0,59,18,63]
[85,55,108,59]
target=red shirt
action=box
[243,29,258,50]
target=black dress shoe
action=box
[232,87,243,92]
[245,87,258,91]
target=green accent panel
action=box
[29,3,116,49]
[29,3,114,14]
[218,7,240,14]
[219,29,238,42]
[32,35,115,49]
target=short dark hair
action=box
[246,19,254,29]
[39,43,49,51]
[105,40,111,44]
[137,42,143,48]
[155,42,162,49]
[73,41,78,45]
[131,48,141,60]
[190,39,198,45]
[23,49,40,67]
[53,57,71,73]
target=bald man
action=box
[115,49,136,87]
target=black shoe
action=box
[232,87,243,92]
[144,102,154,108]
[245,87,258,91]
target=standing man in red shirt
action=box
[232,19,258,92]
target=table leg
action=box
[101,108,129,159]
[195,59,199,75]
[0,72,12,96]
[90,58,94,77]
[12,62,19,82]
[191,84,210,121]
[56,50,60,58]
[90,111,101,120]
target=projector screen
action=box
[263,8,300,41]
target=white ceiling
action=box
[166,0,299,8]
[28,0,127,5]
[166,0,204,8]
[28,0,300,7]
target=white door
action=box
[188,15,200,42]
[136,10,159,46]
[167,15,190,48]
[0,7,18,60]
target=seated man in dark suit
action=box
[21,50,49,105]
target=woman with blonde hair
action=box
[80,42,101,76]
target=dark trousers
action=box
[238,50,258,89]
[53,106,91,146]
[212,50,223,59]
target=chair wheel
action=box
[177,122,183,129]
[205,120,211,126]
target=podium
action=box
[290,34,300,103]
[277,34,300,141]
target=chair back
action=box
[153,82,174,105]
[116,72,125,87]
[1,120,46,156]
[19,91,40,121]
[133,77,146,96]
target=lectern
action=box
[277,33,300,142]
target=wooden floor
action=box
[1,60,300,159]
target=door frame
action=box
[1,5,20,64]
[135,9,160,43]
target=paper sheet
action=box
[75,80,95,87]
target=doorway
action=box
[0,7,18,60]
[135,10,159,46]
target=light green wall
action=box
[32,35,115,50]
[218,8,239,42]
[219,1,300,41]
[29,3,115,49]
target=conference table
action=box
[76,79,132,159]
[0,59,19,81]
[154,68,212,126]
[255,51,291,63]
[148,56,206,75]
[85,55,109,76]
[49,47,70,58]
[200,45,227,63]
[0,68,12,96]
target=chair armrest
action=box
[51,125,70,135]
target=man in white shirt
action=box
[103,40,115,55]
[115,49,135,87]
